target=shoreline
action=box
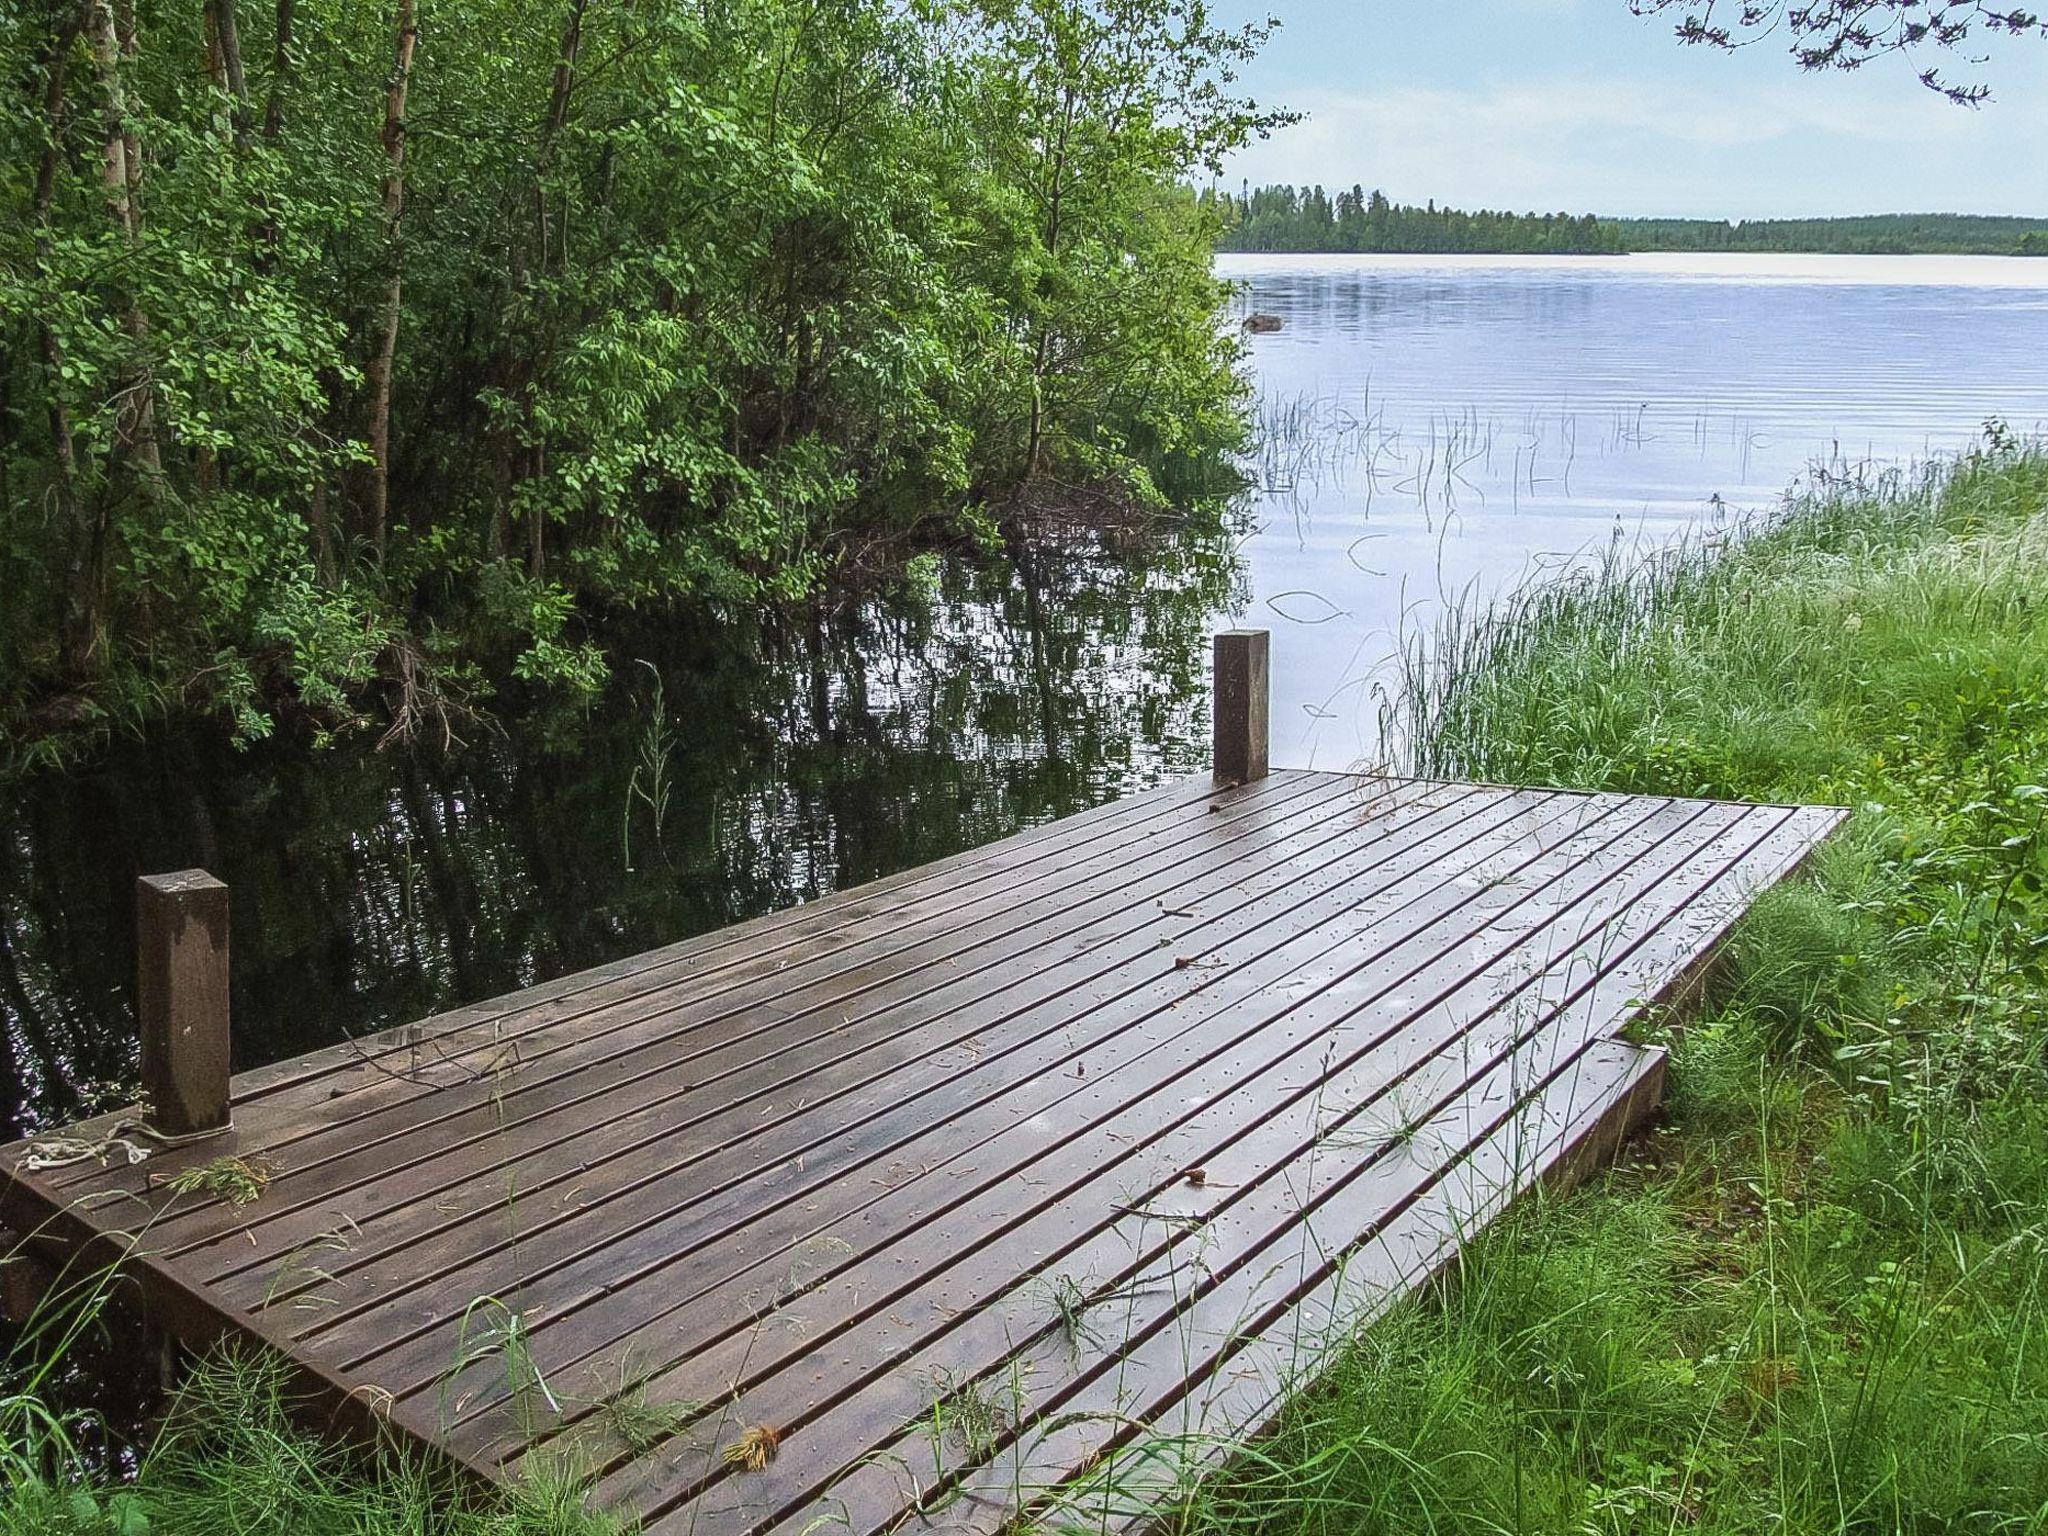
[1214,249,2048,285]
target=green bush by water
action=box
[1165,436,2048,1534]
[1,0,1279,763]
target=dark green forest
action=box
[0,0,1282,761]
[1215,185,2048,255]
[1620,211,2048,253]
[1213,185,1626,253]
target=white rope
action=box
[18,1119,153,1172]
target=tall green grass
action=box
[1167,436,2048,1534]
[0,1342,619,1536]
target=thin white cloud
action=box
[1223,72,2048,217]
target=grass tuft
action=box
[150,1155,275,1209]
[2,1349,623,1535]
[1720,878,1887,1058]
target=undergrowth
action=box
[1163,435,2048,1533]
[0,1349,618,1536]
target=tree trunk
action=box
[257,0,327,563]
[84,0,163,493]
[250,0,291,263]
[1023,109,1072,483]
[110,0,142,210]
[542,0,586,171]
[309,477,332,578]
[533,0,585,274]
[262,0,294,138]
[1024,336,1049,480]
[528,446,545,577]
[31,19,71,215]
[512,0,585,576]
[206,0,252,148]
[364,0,417,567]
[33,13,94,677]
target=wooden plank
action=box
[51,772,1349,1212]
[431,789,1700,1465]
[289,783,1585,1387]
[902,1041,1668,1536]
[525,800,1758,1506]
[0,769,1845,1530]
[948,822,1848,1536]
[654,1035,1657,1536]
[160,773,1405,1282]
[567,804,1787,1528]
[695,808,1826,1536]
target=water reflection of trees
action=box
[0,520,1245,1136]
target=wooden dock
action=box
[0,633,1843,1534]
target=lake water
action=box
[6,254,2048,1144]
[1221,252,2048,768]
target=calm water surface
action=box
[1223,252,2048,767]
[0,536,1233,1141]
[6,254,2048,1142]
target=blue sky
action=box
[1214,0,2048,218]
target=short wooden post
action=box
[137,870,232,1141]
[1212,629,1270,787]
[0,1233,56,1326]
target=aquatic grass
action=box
[1379,439,2048,801]
[620,659,677,874]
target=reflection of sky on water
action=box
[1219,253,2048,770]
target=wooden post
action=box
[0,1232,56,1326]
[137,870,231,1140]
[1212,629,1270,787]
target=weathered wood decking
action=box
[2,768,1841,1534]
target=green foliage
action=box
[1,1351,621,1536]
[1159,440,2048,1533]
[0,0,1277,757]
[1720,875,1887,1058]
[1212,189,2048,256]
[1616,211,2048,255]
[1214,184,1626,254]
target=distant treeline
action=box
[1212,186,2048,256]
[1210,186,1625,254]
[1618,214,2048,255]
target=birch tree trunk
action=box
[34,13,93,677]
[206,0,252,148]
[364,0,417,566]
[84,0,163,492]
[262,0,293,139]
[1023,89,1075,483]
